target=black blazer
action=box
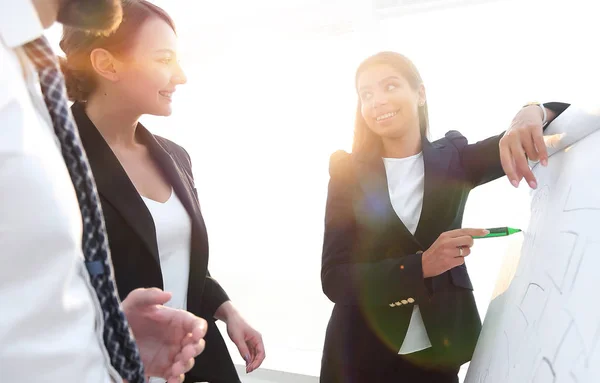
[320,130,507,377]
[72,102,240,383]
[320,103,572,380]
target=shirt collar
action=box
[0,0,44,48]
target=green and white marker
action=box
[473,227,522,239]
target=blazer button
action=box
[401,300,408,305]
[416,250,424,254]
[407,298,415,303]
[395,301,402,306]
[389,303,396,307]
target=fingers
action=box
[544,133,565,149]
[179,337,205,361]
[442,228,489,239]
[425,230,483,278]
[170,352,196,377]
[500,106,546,188]
[499,134,518,188]
[168,342,202,381]
[508,140,525,187]
[194,339,205,357]
[521,169,537,190]
[520,129,539,163]
[179,335,204,366]
[234,339,252,371]
[167,336,205,380]
[456,246,471,257]
[246,348,254,373]
[499,130,521,187]
[156,314,206,383]
[179,314,207,342]
[247,338,266,373]
[510,140,537,189]
[447,237,474,253]
[531,129,549,166]
[180,332,197,349]
[125,287,172,308]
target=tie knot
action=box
[23,36,58,72]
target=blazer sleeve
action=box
[201,271,230,318]
[445,130,506,188]
[445,102,571,188]
[544,102,570,117]
[321,151,430,307]
[162,139,231,317]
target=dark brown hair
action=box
[59,0,176,102]
[57,0,123,32]
[352,51,430,157]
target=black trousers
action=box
[320,347,459,383]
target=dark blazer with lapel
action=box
[72,102,240,383]
[319,103,573,381]
[320,130,508,377]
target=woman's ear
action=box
[89,48,118,82]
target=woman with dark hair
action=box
[319,51,566,382]
[59,1,265,382]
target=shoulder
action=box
[329,150,353,179]
[436,130,468,151]
[155,135,187,156]
[1,46,31,113]
[155,135,192,165]
[154,135,197,183]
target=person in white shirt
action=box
[0,0,207,382]
[319,51,563,382]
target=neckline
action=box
[382,151,423,162]
[140,188,174,205]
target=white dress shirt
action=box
[383,153,433,355]
[0,1,120,381]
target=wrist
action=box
[214,300,237,323]
[420,250,432,278]
[522,102,547,126]
[544,107,558,126]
